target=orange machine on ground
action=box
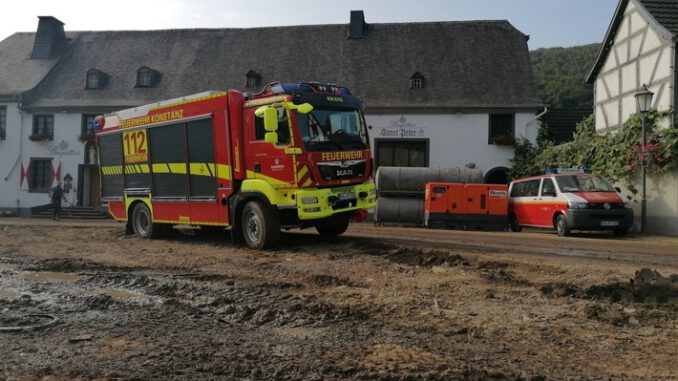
[424,183,508,231]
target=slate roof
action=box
[587,0,678,83]
[0,32,76,100]
[8,20,541,111]
[641,0,678,36]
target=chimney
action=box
[31,16,67,59]
[348,10,368,39]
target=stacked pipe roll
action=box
[374,167,483,226]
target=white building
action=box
[0,13,542,215]
[586,0,678,234]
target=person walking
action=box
[49,182,67,220]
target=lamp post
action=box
[634,84,654,233]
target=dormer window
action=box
[85,68,108,90]
[245,70,261,88]
[410,72,425,89]
[136,66,160,88]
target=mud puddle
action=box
[20,271,82,282]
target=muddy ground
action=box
[0,220,677,380]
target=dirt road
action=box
[0,220,677,380]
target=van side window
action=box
[510,182,525,197]
[524,180,540,197]
[541,179,556,197]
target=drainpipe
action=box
[524,107,548,142]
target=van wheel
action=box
[555,214,570,237]
[132,203,166,239]
[241,201,280,249]
[509,214,522,232]
[316,215,350,236]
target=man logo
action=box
[604,203,611,210]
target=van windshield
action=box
[555,175,616,192]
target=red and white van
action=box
[508,169,634,236]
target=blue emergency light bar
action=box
[265,82,352,96]
[545,168,591,174]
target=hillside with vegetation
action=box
[530,43,600,108]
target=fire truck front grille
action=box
[317,160,366,181]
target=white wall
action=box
[592,0,678,235]
[0,102,22,211]
[365,112,537,175]
[0,111,85,212]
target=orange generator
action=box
[424,183,509,231]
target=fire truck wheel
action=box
[241,201,280,249]
[132,203,164,239]
[555,214,570,237]
[315,214,350,236]
[508,214,522,232]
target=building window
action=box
[136,67,160,88]
[245,70,261,88]
[29,158,53,192]
[0,106,6,140]
[375,139,428,168]
[85,69,108,89]
[410,72,425,89]
[30,115,54,141]
[489,113,515,145]
[79,114,100,146]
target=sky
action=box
[1,0,619,50]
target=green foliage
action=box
[510,111,678,196]
[530,44,600,108]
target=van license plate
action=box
[601,221,619,227]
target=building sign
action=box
[47,140,80,157]
[378,115,427,138]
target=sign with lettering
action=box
[123,130,148,163]
[377,116,427,138]
[47,140,80,157]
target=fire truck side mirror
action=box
[265,132,278,144]
[263,108,279,132]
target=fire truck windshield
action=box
[555,175,616,192]
[296,108,368,151]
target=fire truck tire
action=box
[131,203,165,239]
[555,214,570,237]
[241,201,280,249]
[508,214,522,232]
[315,214,350,236]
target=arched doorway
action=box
[484,167,510,184]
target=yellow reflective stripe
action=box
[298,165,308,179]
[303,178,312,187]
[189,163,213,177]
[152,163,171,173]
[216,164,231,181]
[168,163,187,174]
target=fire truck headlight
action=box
[301,197,319,205]
[568,201,589,209]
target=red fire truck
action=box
[96,82,376,249]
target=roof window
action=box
[136,66,161,88]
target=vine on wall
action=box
[509,110,677,196]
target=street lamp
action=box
[634,84,654,233]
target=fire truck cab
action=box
[508,169,633,236]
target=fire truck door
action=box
[246,108,296,186]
